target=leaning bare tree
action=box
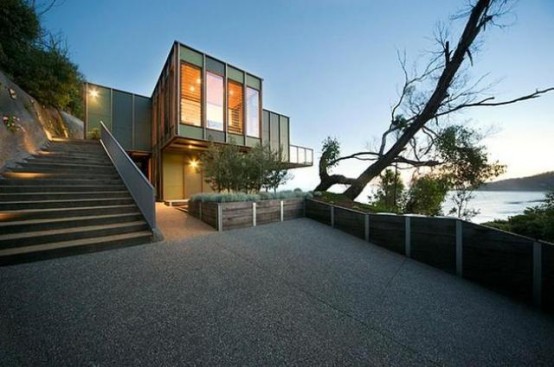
[315,0,553,200]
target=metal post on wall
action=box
[456,220,463,276]
[330,205,335,228]
[405,216,411,257]
[280,201,284,222]
[253,202,257,227]
[364,214,370,241]
[217,203,223,232]
[84,82,88,139]
[533,242,542,307]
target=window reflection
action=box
[180,63,201,126]
[227,81,243,134]
[206,72,224,130]
[246,87,259,137]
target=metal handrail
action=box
[99,122,157,231]
[289,144,314,165]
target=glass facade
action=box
[206,71,224,131]
[180,63,202,126]
[104,42,313,202]
[246,87,260,137]
[227,80,243,135]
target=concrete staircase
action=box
[0,139,153,265]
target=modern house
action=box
[83,41,312,201]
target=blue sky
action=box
[44,0,554,191]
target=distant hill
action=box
[480,172,554,191]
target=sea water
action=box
[443,191,546,223]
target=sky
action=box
[43,0,554,192]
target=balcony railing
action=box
[99,121,157,231]
[289,145,313,166]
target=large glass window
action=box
[246,87,260,137]
[227,80,243,135]
[206,72,224,130]
[180,63,201,126]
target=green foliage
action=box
[369,168,406,213]
[0,0,84,114]
[2,115,20,133]
[0,0,40,67]
[482,220,512,232]
[201,142,291,194]
[483,191,554,243]
[190,193,260,203]
[87,128,100,140]
[320,137,341,169]
[436,125,505,219]
[190,190,311,203]
[260,144,292,193]
[201,142,241,193]
[405,175,449,216]
[258,190,312,200]
[318,191,349,204]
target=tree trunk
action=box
[340,0,491,200]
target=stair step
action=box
[47,140,102,146]
[40,150,105,156]
[0,231,153,266]
[43,149,105,155]
[0,185,126,193]
[46,144,104,152]
[28,158,113,166]
[12,166,117,175]
[0,204,139,221]
[3,171,120,179]
[20,161,114,170]
[0,221,149,249]
[33,150,109,158]
[0,212,143,234]
[0,191,130,202]
[0,178,124,186]
[0,138,154,264]
[0,197,135,210]
[50,138,101,145]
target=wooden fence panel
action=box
[202,202,218,228]
[283,199,304,220]
[188,201,200,217]
[411,217,456,273]
[256,200,281,225]
[463,222,534,302]
[222,203,253,230]
[368,214,405,254]
[305,200,331,225]
[334,207,365,240]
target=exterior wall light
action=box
[89,89,99,98]
[190,159,198,169]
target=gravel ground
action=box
[1,210,554,366]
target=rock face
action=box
[0,70,84,171]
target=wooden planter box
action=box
[188,198,304,231]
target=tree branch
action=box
[434,87,554,118]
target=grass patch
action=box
[312,191,378,213]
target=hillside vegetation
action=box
[0,0,83,115]
[485,191,554,243]
[0,1,85,170]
